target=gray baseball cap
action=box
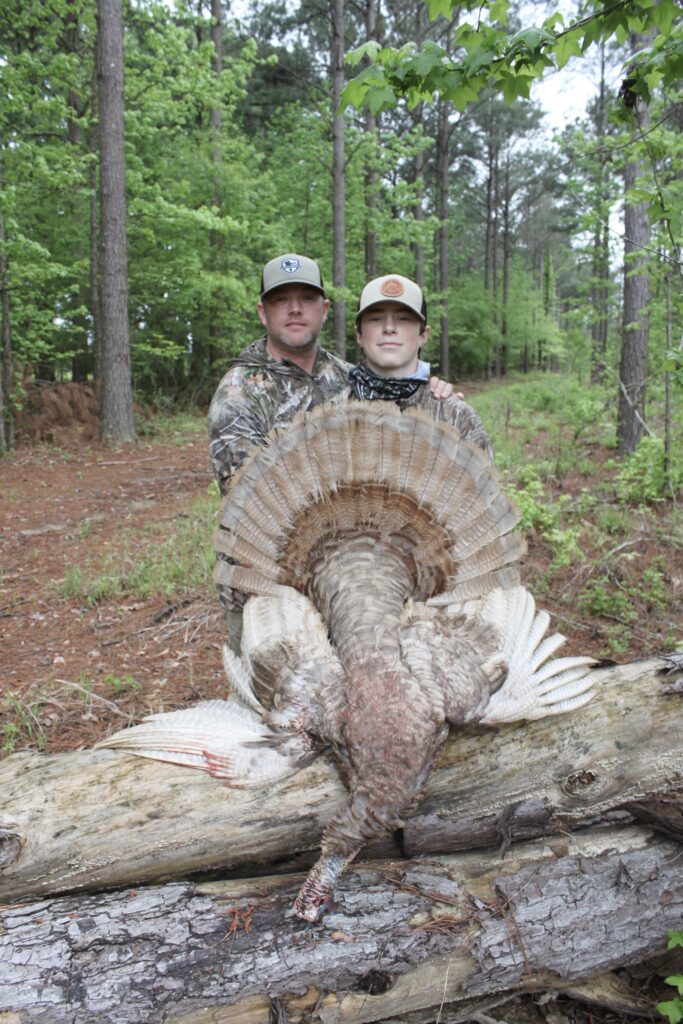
[356,274,426,323]
[260,254,326,299]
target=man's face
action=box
[258,285,330,356]
[356,301,430,378]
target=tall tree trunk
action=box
[97,0,135,441]
[207,0,223,385]
[617,41,651,455]
[413,110,425,288]
[0,145,13,451]
[0,180,11,453]
[63,1,91,383]
[363,0,378,281]
[90,69,101,383]
[412,6,427,287]
[537,252,544,371]
[590,44,610,384]
[331,0,346,358]
[436,97,450,378]
[492,149,500,377]
[483,99,498,379]
[500,150,511,377]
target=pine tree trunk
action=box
[90,57,102,383]
[207,0,223,389]
[501,152,511,377]
[412,112,425,288]
[0,204,10,453]
[0,152,13,452]
[590,45,610,385]
[363,0,378,281]
[97,0,136,441]
[436,97,450,378]
[616,42,651,455]
[332,0,346,358]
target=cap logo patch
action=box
[281,257,301,274]
[381,278,405,297]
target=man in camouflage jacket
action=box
[208,257,492,649]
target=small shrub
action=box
[595,502,632,536]
[578,577,636,622]
[639,564,668,611]
[103,674,140,694]
[512,470,582,569]
[616,436,681,503]
[657,931,683,1023]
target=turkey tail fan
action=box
[214,400,524,611]
[96,695,315,786]
[469,586,597,725]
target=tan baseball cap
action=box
[260,253,326,299]
[356,274,426,323]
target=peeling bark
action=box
[1,828,681,1024]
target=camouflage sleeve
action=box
[207,367,273,496]
[434,395,495,464]
[208,367,275,626]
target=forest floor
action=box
[0,420,225,755]
[1,381,681,758]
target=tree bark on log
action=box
[2,827,681,1024]
[1,657,682,906]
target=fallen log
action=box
[1,826,680,1024]
[1,656,681,905]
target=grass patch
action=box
[58,483,220,605]
[135,408,206,442]
[469,373,614,473]
[1,693,47,754]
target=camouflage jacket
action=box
[208,336,352,496]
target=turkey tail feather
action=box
[474,587,597,724]
[97,696,315,786]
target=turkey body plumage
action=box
[99,400,596,921]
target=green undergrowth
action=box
[135,406,206,442]
[468,373,682,658]
[57,482,220,605]
[1,693,47,755]
[658,931,683,1023]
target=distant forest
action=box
[0,0,680,452]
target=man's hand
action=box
[428,377,464,401]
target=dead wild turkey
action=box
[99,400,595,922]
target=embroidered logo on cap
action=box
[281,257,301,274]
[380,278,405,297]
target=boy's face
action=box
[356,301,430,378]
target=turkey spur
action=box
[99,400,596,922]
